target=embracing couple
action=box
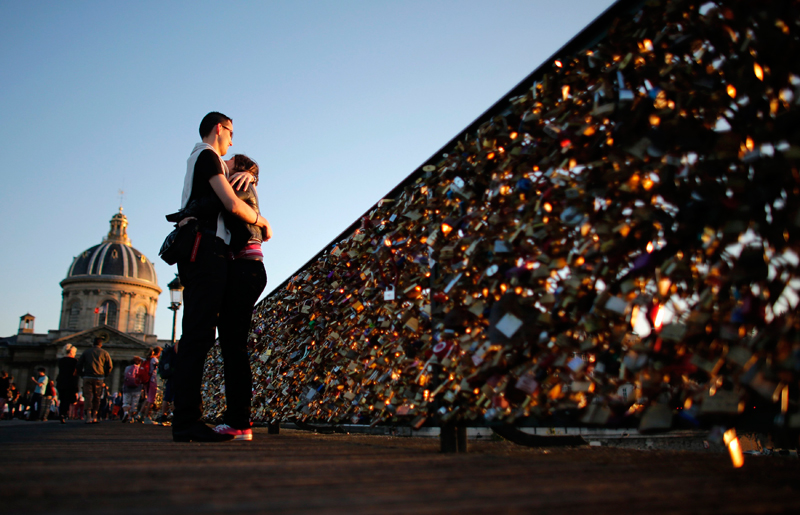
[172,112,272,443]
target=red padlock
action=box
[432,341,453,360]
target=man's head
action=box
[93,336,103,347]
[37,367,46,376]
[199,111,233,156]
[132,356,142,365]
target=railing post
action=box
[440,423,458,453]
[457,425,468,453]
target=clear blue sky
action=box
[0,0,615,340]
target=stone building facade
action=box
[0,210,167,398]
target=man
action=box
[29,368,48,420]
[76,337,113,424]
[0,371,9,419]
[172,112,270,443]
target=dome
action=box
[64,209,158,286]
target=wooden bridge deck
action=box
[1,420,799,514]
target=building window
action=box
[133,306,147,333]
[97,300,117,328]
[68,302,81,330]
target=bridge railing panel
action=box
[202,0,800,439]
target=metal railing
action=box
[201,0,800,456]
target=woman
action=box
[121,356,142,423]
[139,346,161,424]
[214,154,268,441]
[172,112,271,443]
[56,344,79,423]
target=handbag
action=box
[159,216,203,265]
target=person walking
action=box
[29,368,48,420]
[156,342,177,426]
[40,375,57,421]
[19,389,32,419]
[0,371,9,420]
[121,356,143,423]
[56,345,80,423]
[76,336,113,424]
[139,347,161,424]
[170,112,271,443]
[7,381,19,419]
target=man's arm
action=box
[209,175,270,235]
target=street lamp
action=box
[167,274,183,343]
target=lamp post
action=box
[167,274,183,343]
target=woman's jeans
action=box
[219,258,266,428]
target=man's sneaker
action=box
[121,412,129,423]
[213,424,253,441]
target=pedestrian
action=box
[98,384,112,420]
[139,347,162,424]
[73,393,84,421]
[171,112,271,443]
[0,371,9,420]
[40,375,57,421]
[56,344,80,423]
[76,336,113,424]
[7,381,19,419]
[111,392,122,419]
[121,356,142,423]
[156,342,178,426]
[19,389,32,419]
[29,368,48,420]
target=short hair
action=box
[199,112,232,139]
[93,336,103,345]
[37,367,46,373]
[232,154,260,185]
[132,356,142,365]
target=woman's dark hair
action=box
[199,112,232,138]
[232,154,259,185]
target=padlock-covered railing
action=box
[202,0,800,443]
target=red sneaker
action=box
[213,424,253,441]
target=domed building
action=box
[60,209,161,335]
[0,210,168,398]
